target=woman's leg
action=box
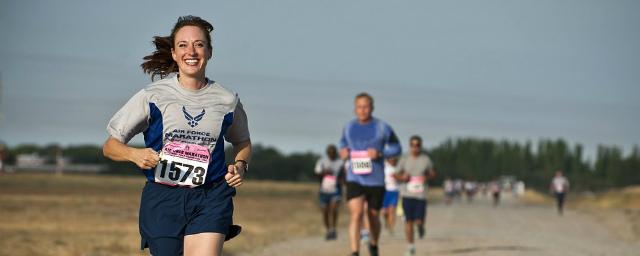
[184,232,225,256]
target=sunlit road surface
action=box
[240,194,639,256]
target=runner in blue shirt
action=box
[340,92,401,256]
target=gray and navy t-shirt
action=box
[107,75,250,185]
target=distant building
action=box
[12,153,106,173]
[16,154,46,167]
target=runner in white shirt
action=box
[381,157,399,235]
[464,181,477,203]
[453,179,463,200]
[550,170,570,215]
[443,177,454,205]
[314,144,344,240]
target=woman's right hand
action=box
[129,148,160,169]
[103,137,159,169]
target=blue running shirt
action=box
[340,118,401,186]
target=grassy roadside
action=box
[569,186,640,243]
[1,172,637,255]
[520,185,640,210]
[520,185,640,242]
[0,172,445,255]
[0,173,329,255]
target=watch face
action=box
[235,160,248,171]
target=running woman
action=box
[314,144,344,240]
[550,170,570,215]
[103,16,251,256]
[340,92,402,256]
[395,135,436,256]
[381,157,400,235]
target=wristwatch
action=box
[235,159,249,172]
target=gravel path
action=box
[238,194,639,256]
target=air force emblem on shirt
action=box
[182,106,206,127]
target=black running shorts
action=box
[346,182,385,210]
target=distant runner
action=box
[443,177,454,205]
[395,135,436,256]
[340,92,402,256]
[0,143,5,173]
[381,157,400,235]
[314,144,344,240]
[550,170,570,215]
[490,180,501,207]
[464,181,477,203]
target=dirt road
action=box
[238,194,639,256]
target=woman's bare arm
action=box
[102,136,159,169]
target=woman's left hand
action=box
[225,163,246,187]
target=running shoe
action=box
[368,244,379,256]
[325,229,337,240]
[360,230,370,243]
[404,247,416,256]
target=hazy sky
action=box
[1,0,638,158]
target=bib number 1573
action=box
[154,141,210,187]
[156,159,206,186]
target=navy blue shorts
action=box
[402,197,427,221]
[382,190,399,208]
[139,180,235,255]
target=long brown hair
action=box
[141,15,214,81]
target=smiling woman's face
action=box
[171,25,212,78]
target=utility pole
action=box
[0,72,4,173]
[0,72,3,123]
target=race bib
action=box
[350,150,372,175]
[154,141,210,187]
[407,176,425,193]
[553,179,566,192]
[554,183,564,193]
[321,175,338,194]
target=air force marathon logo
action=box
[182,106,206,127]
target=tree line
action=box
[2,138,638,191]
[429,138,639,191]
